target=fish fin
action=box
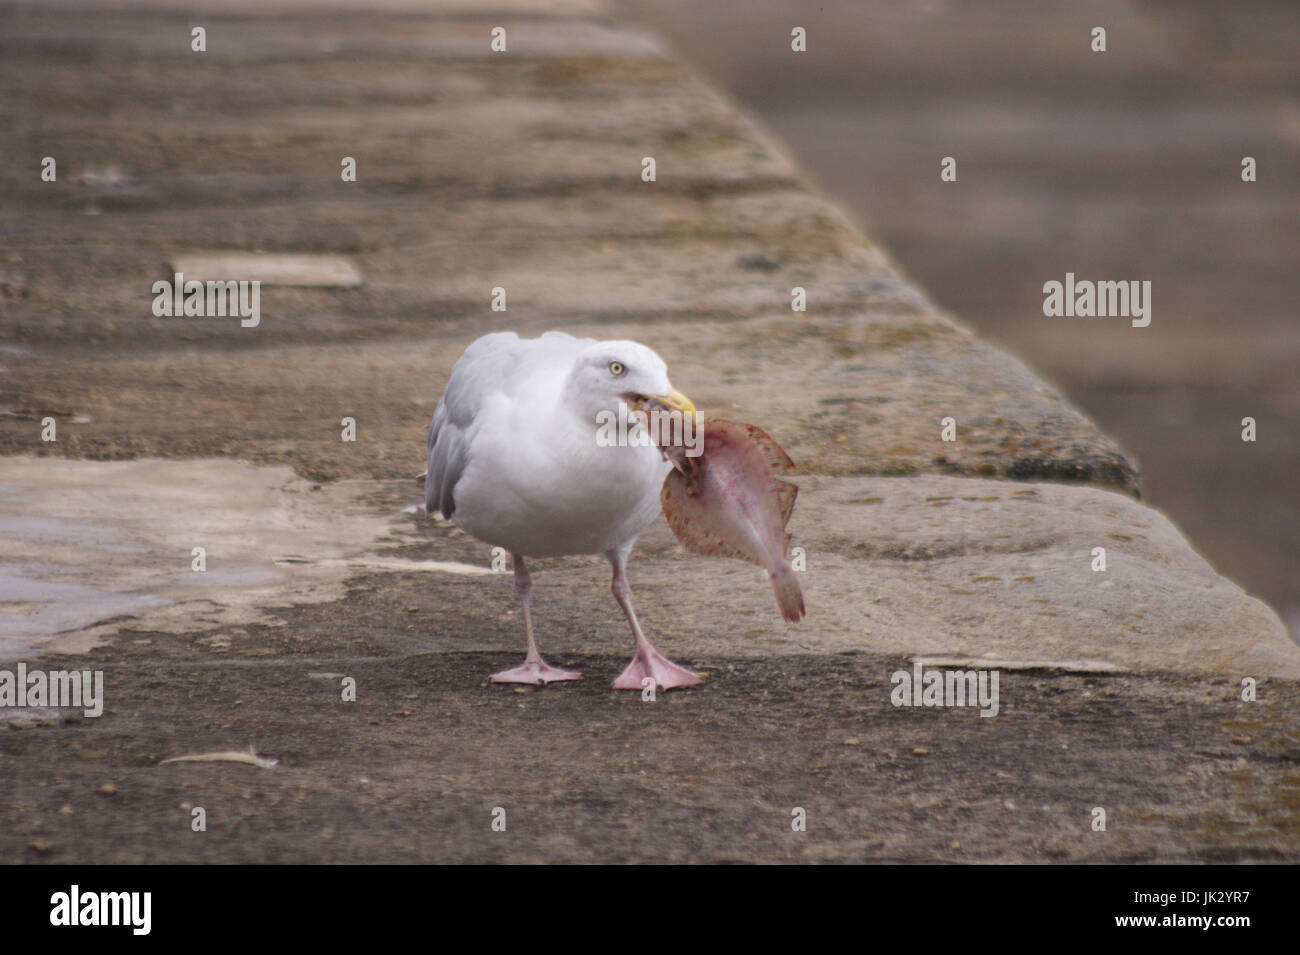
[771,565,805,622]
[773,478,798,528]
[710,419,796,472]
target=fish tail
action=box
[770,564,805,622]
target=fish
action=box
[659,418,805,622]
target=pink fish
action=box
[660,419,805,622]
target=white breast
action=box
[452,395,670,557]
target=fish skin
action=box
[661,419,805,622]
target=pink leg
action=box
[490,555,582,685]
[608,548,702,691]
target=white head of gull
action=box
[427,331,700,689]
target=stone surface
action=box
[0,1,1136,492]
[612,0,1300,640]
[4,457,1292,680]
[0,0,1295,863]
[0,457,413,655]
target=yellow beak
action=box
[653,388,696,418]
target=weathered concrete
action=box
[5,458,1293,683]
[610,0,1300,639]
[0,2,1135,490]
[0,0,1296,863]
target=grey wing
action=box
[425,330,591,519]
[426,399,465,518]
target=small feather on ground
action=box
[158,746,279,769]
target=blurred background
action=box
[616,0,1299,639]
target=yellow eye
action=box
[609,361,625,376]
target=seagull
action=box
[426,331,702,690]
